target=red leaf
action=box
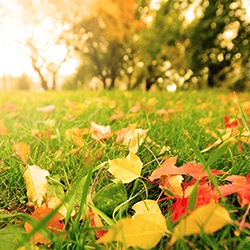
[224,115,238,128]
[217,174,250,207]
[171,182,217,221]
[149,157,225,181]
[173,162,226,179]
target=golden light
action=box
[0,0,78,81]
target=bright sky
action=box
[0,0,78,79]
[0,0,249,79]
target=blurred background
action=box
[0,0,249,91]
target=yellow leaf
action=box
[23,165,49,207]
[12,142,30,162]
[170,203,232,245]
[132,199,162,215]
[108,151,143,183]
[65,128,89,147]
[97,200,167,249]
[123,128,148,153]
[160,175,184,198]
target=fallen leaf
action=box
[171,179,222,222]
[32,129,53,140]
[65,99,86,115]
[150,158,225,180]
[201,131,232,153]
[123,128,148,153]
[218,174,250,207]
[170,203,232,245]
[160,175,184,198]
[23,165,50,207]
[149,156,178,181]
[91,122,112,140]
[24,207,65,245]
[36,105,55,113]
[130,102,140,113]
[0,120,8,135]
[108,152,143,183]
[109,110,124,121]
[12,142,30,162]
[65,128,89,147]
[156,109,175,122]
[224,115,238,128]
[115,124,137,143]
[1,103,19,111]
[97,200,167,249]
[87,195,106,238]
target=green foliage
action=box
[186,0,250,89]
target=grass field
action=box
[0,90,249,249]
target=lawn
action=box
[0,89,249,249]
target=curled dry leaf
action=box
[23,165,49,207]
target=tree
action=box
[186,0,250,89]
[51,0,145,89]
[17,0,73,90]
[134,0,190,90]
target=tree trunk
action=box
[109,66,116,89]
[32,62,48,90]
[146,78,155,91]
[52,72,57,90]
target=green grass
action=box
[0,89,249,249]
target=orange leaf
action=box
[130,102,140,113]
[12,142,30,162]
[160,175,184,198]
[24,207,65,245]
[110,111,124,121]
[0,120,8,135]
[1,103,19,111]
[91,122,112,140]
[65,128,89,147]
[115,124,137,143]
[218,174,250,207]
[149,158,225,181]
[149,156,178,181]
[87,195,106,238]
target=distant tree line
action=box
[18,0,250,91]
